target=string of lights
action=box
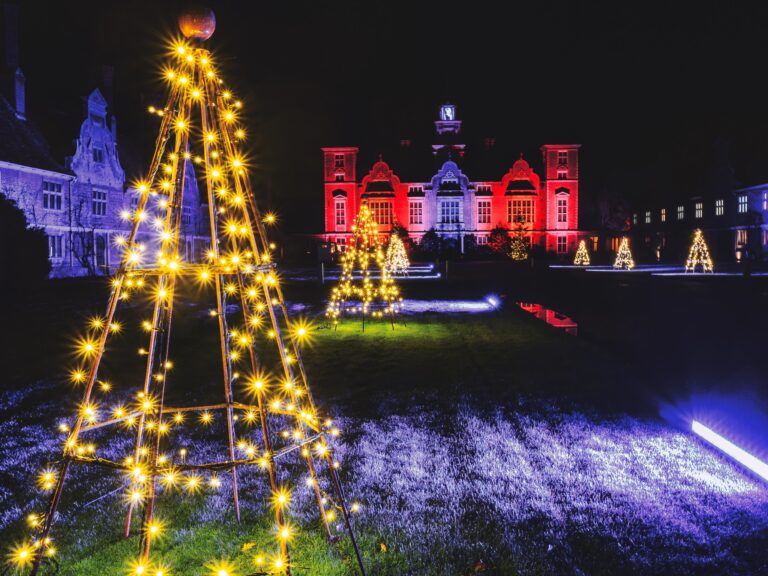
[573,239,590,266]
[12,11,367,576]
[384,234,409,276]
[613,237,635,270]
[684,229,714,273]
[326,203,402,330]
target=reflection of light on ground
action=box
[518,302,578,335]
[693,420,768,481]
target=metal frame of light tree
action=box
[18,39,366,576]
[613,237,635,270]
[684,228,714,273]
[573,239,590,266]
[326,202,401,331]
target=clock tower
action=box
[432,103,465,160]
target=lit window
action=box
[695,202,703,219]
[48,235,63,259]
[92,147,104,163]
[557,236,567,254]
[43,181,63,210]
[508,200,534,224]
[369,201,392,225]
[715,199,724,216]
[592,236,599,251]
[335,200,346,227]
[660,208,666,222]
[633,213,638,225]
[476,234,488,245]
[334,154,344,169]
[644,210,651,224]
[677,205,684,220]
[738,194,748,213]
[736,229,747,245]
[763,192,767,211]
[439,200,460,224]
[409,201,423,225]
[477,200,491,224]
[558,198,568,223]
[92,189,107,216]
[557,150,568,165]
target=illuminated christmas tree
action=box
[685,228,714,272]
[573,239,590,266]
[326,203,401,328]
[613,237,635,270]
[385,233,409,276]
[509,227,529,261]
[14,9,366,576]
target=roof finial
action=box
[378,152,383,162]
[519,151,524,160]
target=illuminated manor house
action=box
[0,7,208,277]
[323,104,582,254]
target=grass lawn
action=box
[1,279,767,575]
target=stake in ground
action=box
[10,10,366,576]
[326,203,402,328]
[685,229,714,273]
[574,240,590,266]
[613,237,635,270]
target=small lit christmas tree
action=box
[509,224,529,261]
[574,239,590,266]
[685,228,714,272]
[13,9,367,576]
[613,237,635,269]
[326,202,401,328]
[385,233,409,275]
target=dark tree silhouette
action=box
[0,193,50,301]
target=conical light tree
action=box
[685,228,714,272]
[574,239,590,266]
[613,237,635,269]
[385,233,409,276]
[509,224,529,261]
[12,10,367,576]
[326,203,402,329]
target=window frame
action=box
[43,181,63,211]
[477,199,491,225]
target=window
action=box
[557,150,568,165]
[182,206,193,226]
[369,201,391,225]
[335,174,344,182]
[476,185,492,195]
[763,229,768,246]
[508,199,534,224]
[409,201,423,225]
[439,200,460,224]
[408,186,424,195]
[558,198,568,223]
[335,200,346,227]
[476,234,488,245]
[736,229,747,245]
[644,210,651,224]
[715,199,724,216]
[591,236,599,251]
[48,235,63,259]
[557,169,568,180]
[763,192,767,211]
[92,189,107,216]
[738,194,748,213]
[632,213,638,225]
[695,202,703,219]
[92,147,104,163]
[334,154,344,169]
[557,236,567,254]
[477,200,491,224]
[677,205,685,220]
[43,181,63,210]
[660,208,666,222]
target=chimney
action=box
[14,66,24,119]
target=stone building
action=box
[322,103,585,255]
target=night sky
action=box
[10,1,768,231]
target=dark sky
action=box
[9,0,768,231]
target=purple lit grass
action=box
[2,382,767,575]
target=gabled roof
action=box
[0,95,73,176]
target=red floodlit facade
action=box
[322,104,583,254]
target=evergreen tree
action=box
[0,193,50,301]
[385,233,410,275]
